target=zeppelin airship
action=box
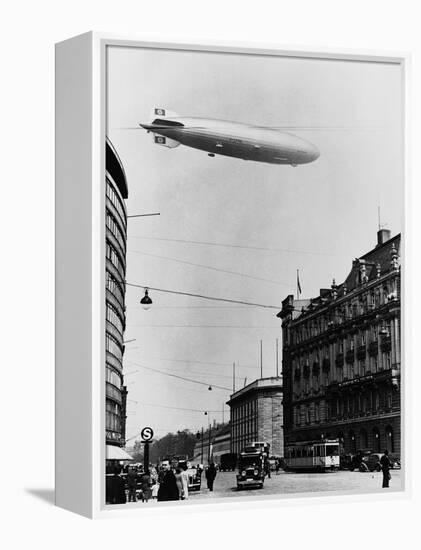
[139,108,320,166]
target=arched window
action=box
[359,429,368,449]
[348,430,357,453]
[372,427,381,452]
[385,425,394,453]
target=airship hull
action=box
[141,113,320,166]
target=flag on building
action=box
[297,269,302,297]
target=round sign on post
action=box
[141,426,154,442]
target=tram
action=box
[284,440,340,472]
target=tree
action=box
[131,439,144,462]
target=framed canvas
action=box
[55,33,409,518]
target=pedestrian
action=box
[175,467,183,500]
[140,470,152,502]
[157,463,179,502]
[380,449,392,488]
[106,466,127,505]
[180,464,189,500]
[151,481,159,500]
[265,459,271,479]
[275,459,280,475]
[126,465,138,502]
[205,462,217,491]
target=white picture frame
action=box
[55,32,410,518]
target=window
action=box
[315,402,320,422]
[106,400,121,433]
[106,367,121,387]
[106,178,127,224]
[106,334,123,362]
[385,426,394,453]
[107,304,124,334]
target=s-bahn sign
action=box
[141,426,154,442]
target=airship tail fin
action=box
[150,107,180,120]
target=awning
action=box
[106,445,133,461]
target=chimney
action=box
[377,228,391,246]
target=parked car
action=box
[366,453,401,472]
[340,453,356,470]
[348,450,372,471]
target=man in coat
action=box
[157,463,179,502]
[380,449,392,488]
[205,462,217,492]
[106,466,127,504]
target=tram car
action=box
[284,439,340,472]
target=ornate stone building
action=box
[105,139,128,449]
[278,230,401,456]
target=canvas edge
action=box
[55,31,95,519]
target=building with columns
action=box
[227,377,284,457]
[278,229,401,456]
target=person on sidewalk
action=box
[205,462,217,492]
[157,463,179,502]
[380,449,392,488]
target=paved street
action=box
[189,469,403,500]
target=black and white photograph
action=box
[104,44,403,506]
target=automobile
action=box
[268,456,277,471]
[348,450,372,472]
[185,466,202,491]
[339,453,356,470]
[177,460,201,491]
[237,449,265,490]
[366,453,401,472]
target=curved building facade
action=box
[105,139,128,448]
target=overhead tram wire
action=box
[128,235,347,257]
[125,360,232,391]
[129,249,291,287]
[124,353,260,371]
[131,401,224,414]
[130,324,278,329]
[126,282,280,309]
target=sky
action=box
[106,46,403,444]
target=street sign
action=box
[141,426,154,442]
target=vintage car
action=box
[237,449,265,489]
[366,453,401,472]
[178,460,202,491]
[186,466,202,491]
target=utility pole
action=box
[260,340,263,379]
[276,338,279,377]
[208,421,212,465]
